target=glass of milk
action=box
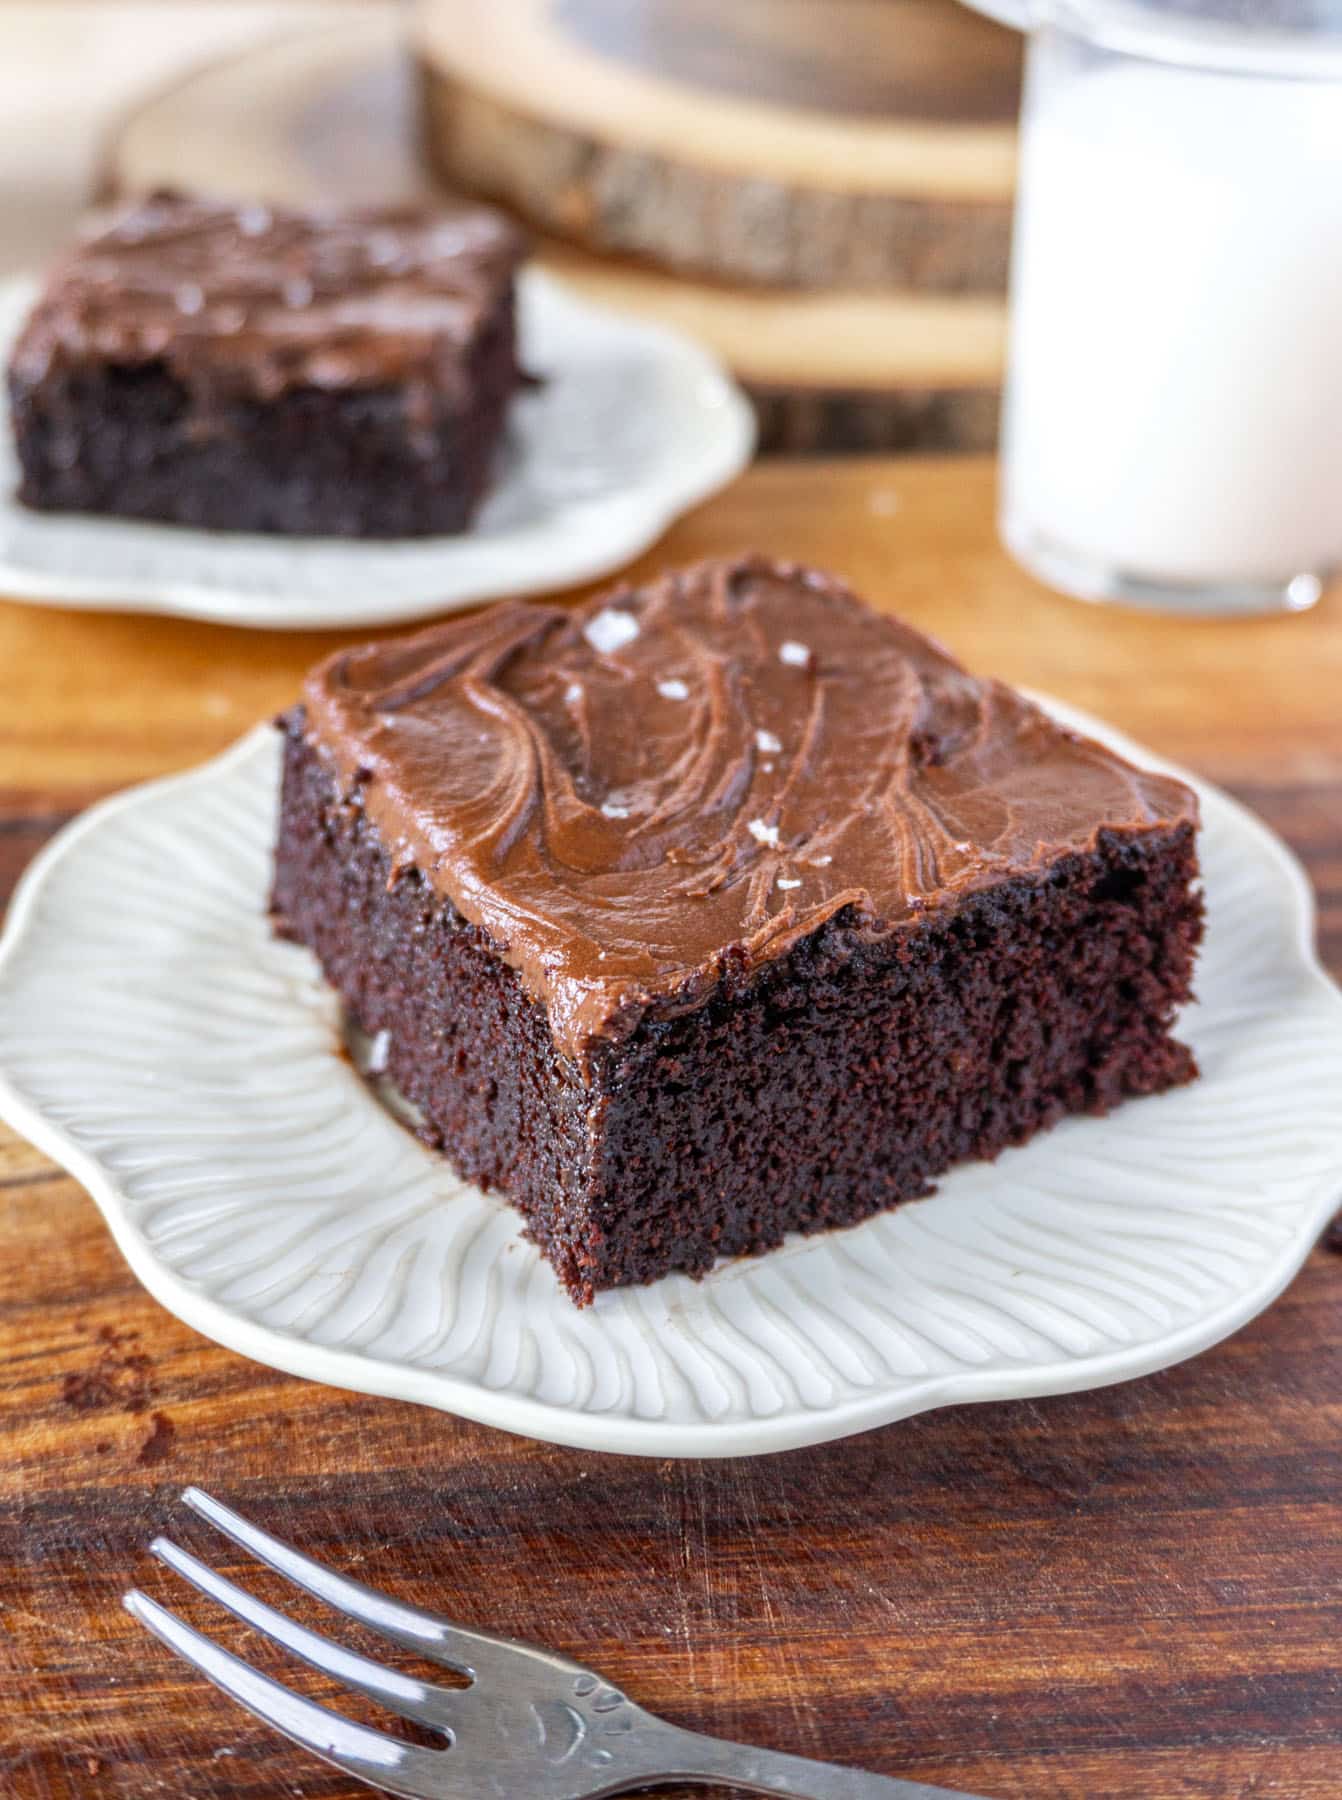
[969,1,1342,614]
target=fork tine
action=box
[181,1487,498,1676]
[151,1536,463,1734]
[124,1590,447,1800]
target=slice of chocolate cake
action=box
[7,194,525,538]
[272,556,1203,1305]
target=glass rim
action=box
[962,1,1342,78]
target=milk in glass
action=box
[1001,28,1342,610]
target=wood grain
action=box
[553,0,1023,124]
[104,21,1007,453]
[2,457,1340,1799]
[416,0,1019,291]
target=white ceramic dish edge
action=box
[0,709,1338,1457]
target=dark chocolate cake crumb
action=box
[7,194,526,538]
[273,556,1204,1304]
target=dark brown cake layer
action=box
[273,719,1201,1304]
[8,195,526,537]
[273,558,1204,1304]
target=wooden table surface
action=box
[2,458,1340,1800]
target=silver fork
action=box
[125,1487,992,1800]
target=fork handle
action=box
[643,1724,993,1800]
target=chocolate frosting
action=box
[301,557,1197,1066]
[11,194,524,402]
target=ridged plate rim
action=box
[0,704,1338,1457]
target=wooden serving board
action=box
[416,0,1020,292]
[2,458,1341,1799]
[102,20,1007,453]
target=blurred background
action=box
[0,0,1021,455]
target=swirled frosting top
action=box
[11,194,524,400]
[302,557,1197,1064]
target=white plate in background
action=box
[0,268,755,630]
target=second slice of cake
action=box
[7,195,525,538]
[273,556,1203,1305]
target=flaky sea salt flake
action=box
[779,640,811,668]
[657,678,690,701]
[748,818,781,849]
[583,608,640,655]
[755,729,782,754]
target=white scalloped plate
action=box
[0,704,1339,1456]
[0,269,754,630]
